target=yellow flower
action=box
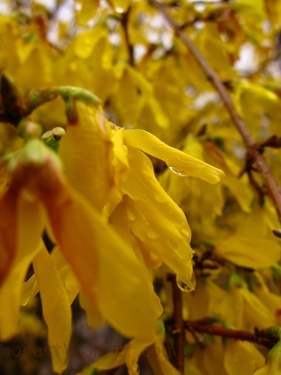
[0,138,162,372]
[58,102,224,292]
[0,97,224,374]
[108,127,224,291]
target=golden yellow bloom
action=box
[0,138,162,372]
[58,102,224,292]
[0,97,224,374]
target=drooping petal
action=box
[0,189,17,286]
[81,337,154,375]
[22,246,80,306]
[7,138,162,339]
[79,291,105,329]
[33,244,72,374]
[0,194,44,339]
[59,101,113,212]
[120,147,195,291]
[123,129,224,184]
[44,183,162,339]
[147,334,180,375]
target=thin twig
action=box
[168,274,185,375]
[185,320,279,349]
[120,7,135,66]
[151,0,281,223]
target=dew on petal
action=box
[168,166,188,177]
[147,228,159,240]
[177,272,196,292]
[110,123,121,131]
[168,238,178,250]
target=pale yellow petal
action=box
[59,102,113,212]
[45,184,162,338]
[88,337,155,375]
[0,190,17,286]
[121,147,195,291]
[79,291,105,329]
[123,129,224,184]
[147,334,180,375]
[0,195,44,339]
[33,244,72,374]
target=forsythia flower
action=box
[0,98,224,373]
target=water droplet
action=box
[179,227,190,239]
[154,192,167,203]
[110,122,121,130]
[168,238,178,250]
[168,166,188,177]
[176,272,196,292]
[147,228,159,240]
[127,210,137,222]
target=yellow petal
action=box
[79,291,105,329]
[22,246,80,306]
[123,129,224,184]
[33,244,72,374]
[0,194,44,339]
[147,334,180,375]
[59,102,113,212]
[0,190,17,286]
[215,235,281,269]
[121,147,195,291]
[45,183,162,338]
[75,0,99,26]
[21,273,38,306]
[111,128,130,186]
[218,286,244,328]
[89,348,127,372]
[254,340,281,375]
[241,286,275,329]
[253,275,281,325]
[88,338,154,375]
[224,340,264,375]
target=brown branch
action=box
[168,274,185,375]
[150,0,281,223]
[120,7,135,67]
[185,320,279,349]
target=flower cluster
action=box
[0,92,224,373]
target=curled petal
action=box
[120,147,195,291]
[123,129,224,184]
[33,244,72,374]
[45,183,162,339]
[0,195,44,339]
